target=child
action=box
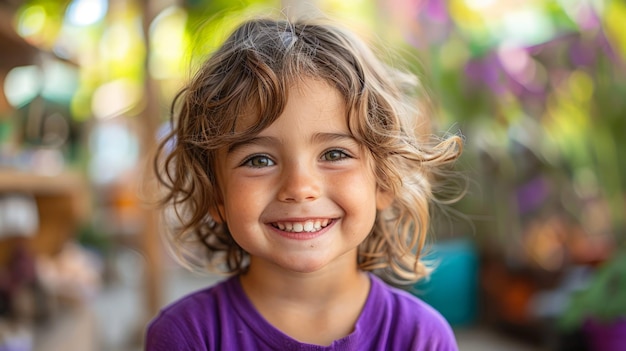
[146,15,463,351]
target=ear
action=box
[209,204,226,224]
[375,187,394,210]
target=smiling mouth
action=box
[271,219,332,233]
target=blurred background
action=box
[0,0,625,350]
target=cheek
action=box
[350,162,378,190]
[222,179,270,222]
[331,168,379,206]
[223,183,253,215]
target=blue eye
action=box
[322,149,349,162]
[243,155,275,168]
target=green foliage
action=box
[76,222,111,254]
[560,253,626,330]
[182,0,280,70]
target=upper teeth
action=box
[274,219,330,233]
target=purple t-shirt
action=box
[145,274,458,350]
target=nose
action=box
[277,162,321,202]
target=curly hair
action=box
[153,16,463,285]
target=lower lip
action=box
[269,220,334,240]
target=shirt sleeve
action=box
[413,307,460,351]
[145,313,196,351]
[421,324,459,351]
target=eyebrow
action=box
[226,132,357,154]
[227,136,277,154]
[312,132,357,145]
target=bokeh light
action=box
[4,65,41,108]
[65,0,108,27]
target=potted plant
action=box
[558,250,626,351]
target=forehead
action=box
[291,81,348,131]
[288,78,344,111]
[233,77,346,132]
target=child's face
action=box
[214,78,391,275]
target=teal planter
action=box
[412,239,479,327]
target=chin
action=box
[273,256,332,274]
[284,262,329,274]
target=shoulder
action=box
[375,276,448,326]
[145,277,234,351]
[364,275,459,350]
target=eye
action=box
[243,155,275,168]
[321,149,350,162]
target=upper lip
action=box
[266,216,333,222]
[268,218,334,232]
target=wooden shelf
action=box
[0,168,89,263]
[0,169,85,194]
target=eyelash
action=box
[321,148,351,162]
[241,154,274,168]
[240,149,352,168]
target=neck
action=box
[241,251,366,303]
[239,253,371,345]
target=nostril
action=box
[277,167,322,202]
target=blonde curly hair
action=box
[153,16,463,285]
